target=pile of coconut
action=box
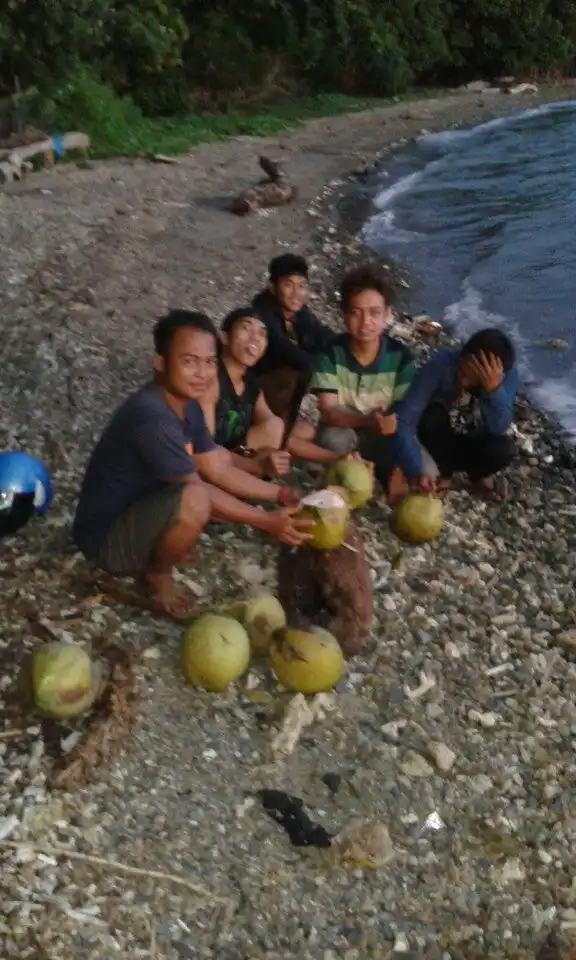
[19,462,444,784]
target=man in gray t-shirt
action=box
[73,310,312,618]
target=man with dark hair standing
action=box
[252,253,336,418]
[395,327,518,500]
[73,310,311,618]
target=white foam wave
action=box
[444,281,528,354]
[373,170,423,211]
[419,100,576,150]
[362,209,419,246]
[532,376,576,437]
[362,169,431,245]
[445,281,576,438]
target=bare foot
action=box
[436,477,453,498]
[142,573,197,621]
[471,475,508,502]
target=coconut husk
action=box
[47,643,140,791]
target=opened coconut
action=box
[269,626,344,694]
[324,458,373,509]
[32,642,102,719]
[391,493,444,543]
[181,614,250,691]
[298,488,349,551]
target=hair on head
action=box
[461,327,516,373]
[340,264,396,311]
[153,309,217,358]
[268,253,309,283]
[220,306,265,335]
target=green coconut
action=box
[32,643,101,719]
[269,626,344,694]
[242,595,287,655]
[324,458,374,509]
[391,493,444,544]
[181,614,251,692]
[298,488,349,551]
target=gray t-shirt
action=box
[73,384,215,559]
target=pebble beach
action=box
[0,85,575,959]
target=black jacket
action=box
[252,289,337,376]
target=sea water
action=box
[362,100,576,437]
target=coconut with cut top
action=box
[298,488,350,550]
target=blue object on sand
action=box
[0,451,53,515]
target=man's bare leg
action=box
[144,482,211,615]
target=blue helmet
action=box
[0,452,53,516]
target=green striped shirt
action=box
[310,333,414,414]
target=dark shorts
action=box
[95,484,183,576]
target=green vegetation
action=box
[14,72,394,157]
[1,0,574,155]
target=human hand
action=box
[409,474,436,494]
[256,447,291,477]
[467,351,504,393]
[276,485,301,508]
[371,410,397,436]
[266,505,314,546]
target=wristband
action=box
[234,445,257,459]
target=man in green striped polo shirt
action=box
[310,264,415,501]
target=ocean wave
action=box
[444,280,528,351]
[418,100,576,150]
[445,281,576,438]
[363,168,434,244]
[532,375,576,437]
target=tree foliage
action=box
[0,0,574,113]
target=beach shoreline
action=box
[1,84,575,960]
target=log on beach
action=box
[0,131,91,184]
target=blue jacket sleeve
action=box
[394,353,449,477]
[479,366,518,434]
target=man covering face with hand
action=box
[394,328,518,501]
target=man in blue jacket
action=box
[394,328,517,500]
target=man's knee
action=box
[249,415,284,449]
[316,424,358,455]
[178,481,211,527]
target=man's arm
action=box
[394,353,448,478]
[480,366,518,434]
[195,446,281,503]
[316,392,373,430]
[391,346,416,406]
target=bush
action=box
[0,0,574,119]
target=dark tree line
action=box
[1,0,575,114]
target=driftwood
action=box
[0,131,90,185]
[230,155,296,215]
